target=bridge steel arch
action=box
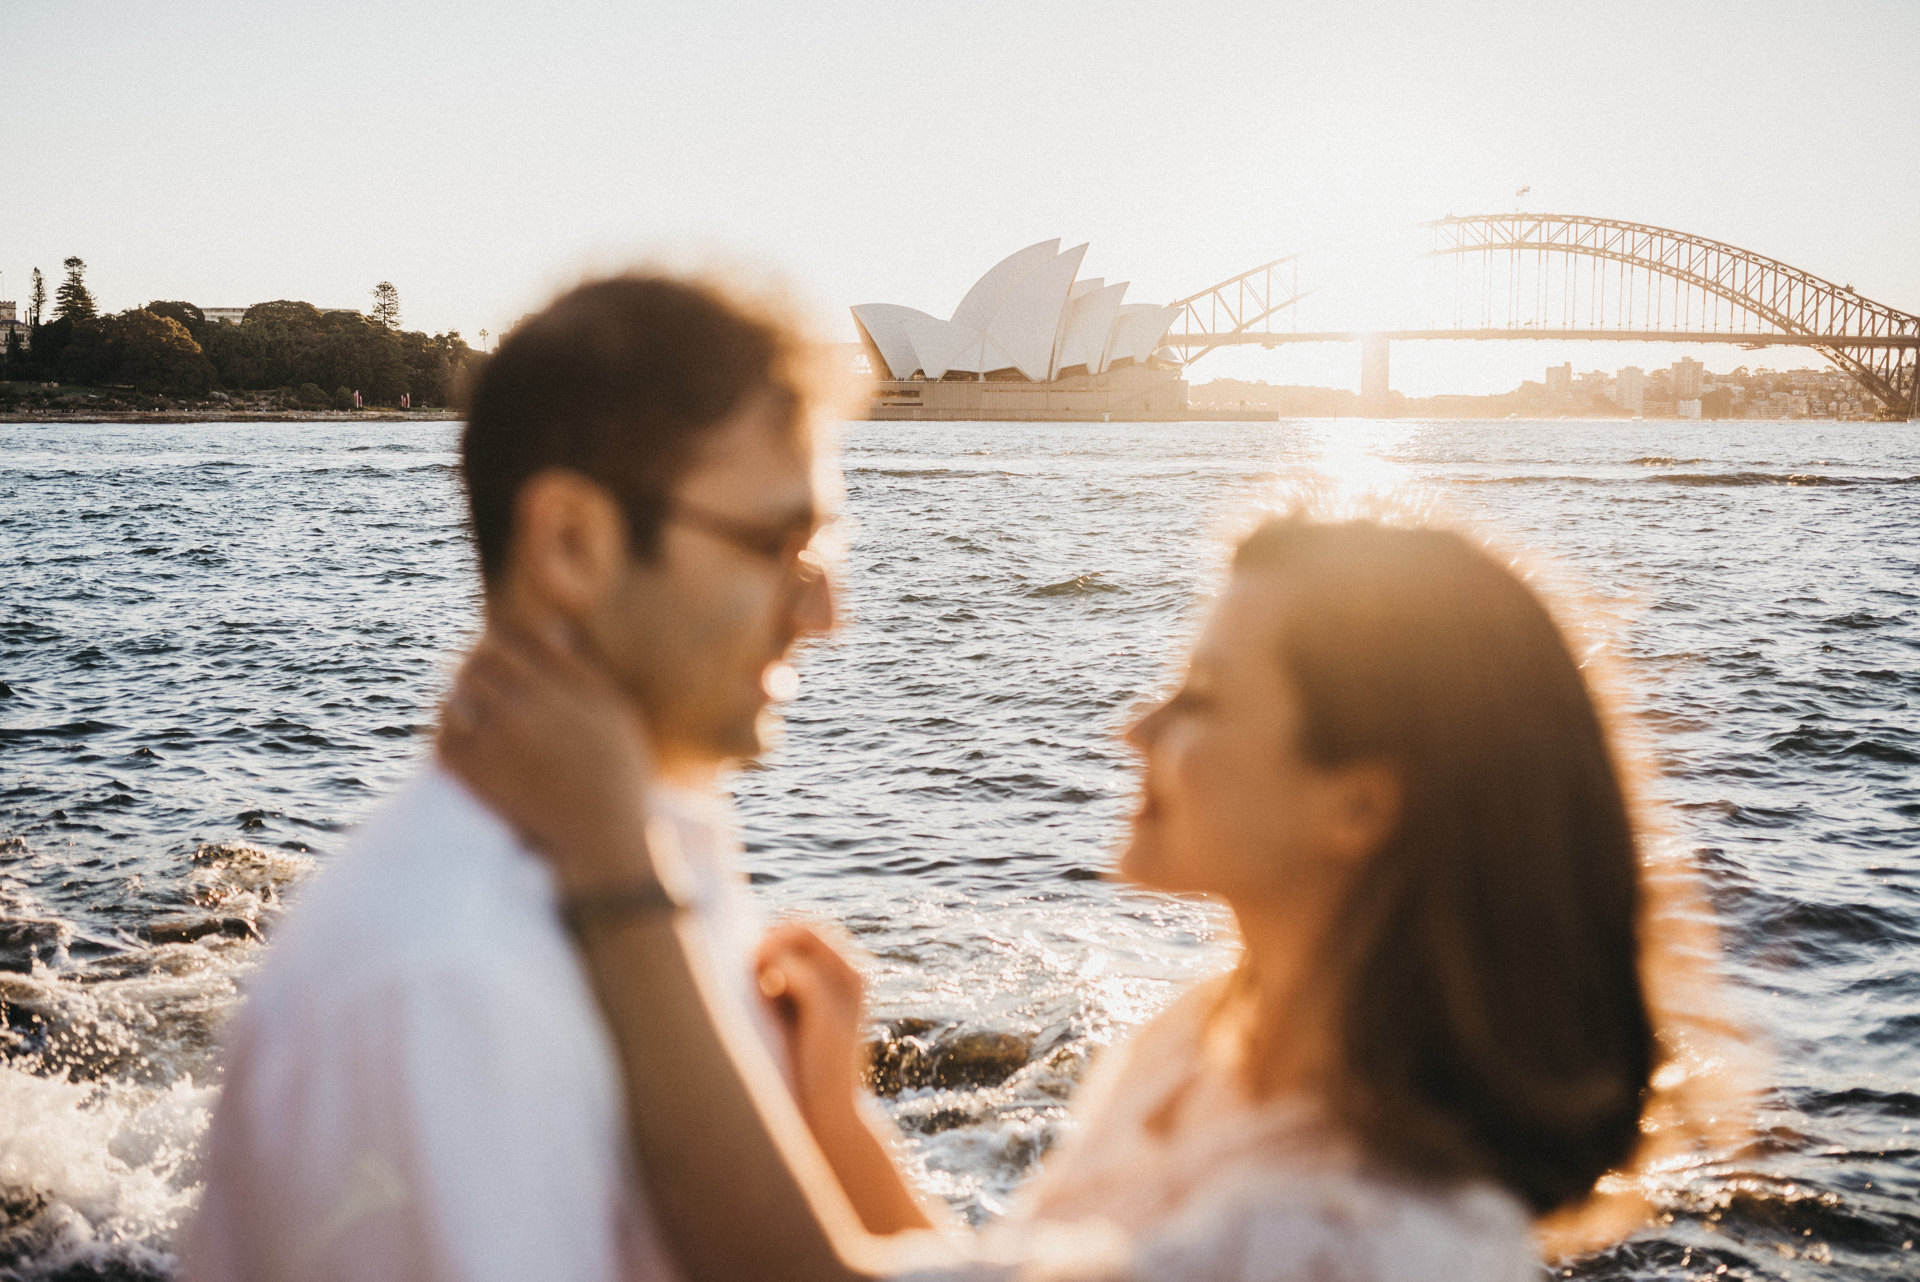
[1425,214,1920,414]
[1165,255,1310,366]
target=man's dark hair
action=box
[460,274,812,586]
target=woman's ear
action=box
[508,469,632,618]
[1329,761,1402,865]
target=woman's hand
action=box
[755,923,933,1236]
[438,623,658,895]
[757,922,870,1132]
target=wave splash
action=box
[0,1068,213,1281]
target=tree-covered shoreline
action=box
[2,260,482,410]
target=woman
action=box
[440,512,1681,1282]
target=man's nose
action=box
[791,563,837,637]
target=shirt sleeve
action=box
[186,961,631,1282]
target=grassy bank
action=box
[0,380,459,423]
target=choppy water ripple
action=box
[1,418,1917,1279]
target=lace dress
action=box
[890,981,1542,1282]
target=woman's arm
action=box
[438,628,923,1282]
[576,898,886,1281]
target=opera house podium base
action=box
[867,363,1225,422]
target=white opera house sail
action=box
[853,241,1190,421]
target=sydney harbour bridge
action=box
[1161,214,1920,417]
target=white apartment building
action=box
[1615,366,1645,414]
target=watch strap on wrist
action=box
[557,881,682,936]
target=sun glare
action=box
[1304,417,1419,508]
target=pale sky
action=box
[8,0,1917,395]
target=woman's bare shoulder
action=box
[1093,974,1231,1079]
[1045,974,1230,1133]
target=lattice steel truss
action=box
[1425,214,1920,414]
[1168,256,1308,366]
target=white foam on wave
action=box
[0,1065,214,1279]
[0,835,304,1278]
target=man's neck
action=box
[476,591,726,797]
[480,580,557,640]
[651,753,724,794]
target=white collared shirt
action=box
[186,763,769,1282]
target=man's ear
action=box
[508,470,633,616]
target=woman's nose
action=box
[1124,699,1167,750]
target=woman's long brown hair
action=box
[1230,515,1661,1218]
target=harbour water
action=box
[1,417,1916,1280]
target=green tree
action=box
[314,310,408,404]
[201,301,325,390]
[244,299,326,329]
[28,269,46,327]
[55,257,96,321]
[30,316,76,377]
[157,294,478,405]
[56,319,110,384]
[109,309,213,397]
[48,309,210,396]
[370,281,400,330]
[145,300,206,335]
[392,328,483,407]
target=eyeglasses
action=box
[667,499,833,583]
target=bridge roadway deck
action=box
[1162,328,1920,349]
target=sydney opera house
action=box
[853,241,1190,420]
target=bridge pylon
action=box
[1360,335,1391,413]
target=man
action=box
[187,275,839,1281]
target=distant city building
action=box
[1615,366,1645,414]
[197,305,363,326]
[1184,361,1884,422]
[1672,357,1704,400]
[0,301,27,350]
[1545,362,1573,394]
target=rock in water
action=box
[866,1020,939,1095]
[0,919,71,974]
[868,1021,1035,1094]
[930,1030,1032,1089]
[144,915,259,946]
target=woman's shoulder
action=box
[1068,975,1230,1113]
[1013,976,1230,1188]
[1134,1165,1540,1282]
